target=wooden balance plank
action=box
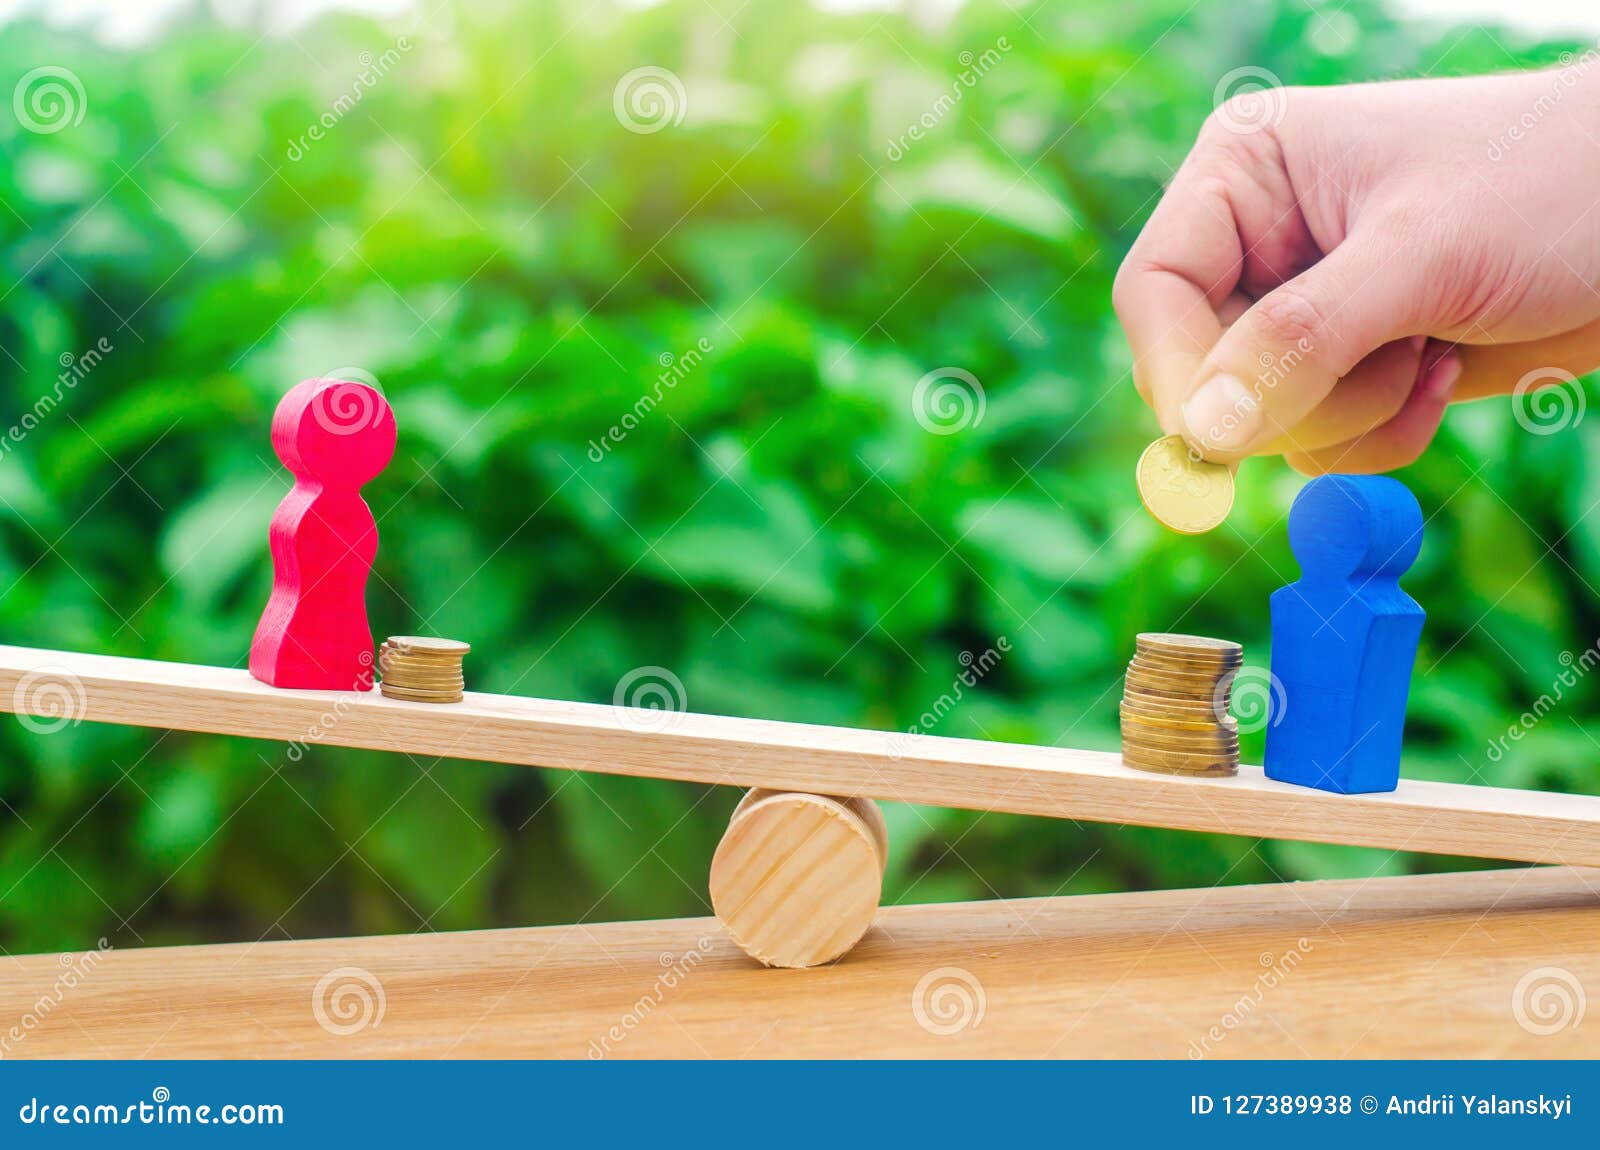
[2,866,1595,1058]
[2,644,1599,867]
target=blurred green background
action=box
[1,0,1596,954]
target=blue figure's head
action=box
[1288,475,1423,583]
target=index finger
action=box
[1112,168,1246,433]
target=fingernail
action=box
[1422,352,1462,400]
[1181,374,1260,452]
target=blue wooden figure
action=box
[1264,474,1425,794]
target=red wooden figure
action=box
[249,378,396,691]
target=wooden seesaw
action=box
[5,642,1600,969]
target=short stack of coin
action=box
[1119,633,1241,777]
[377,636,469,703]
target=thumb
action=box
[1178,236,1423,460]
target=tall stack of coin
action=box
[377,636,469,703]
[1119,633,1241,777]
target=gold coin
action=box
[1124,685,1214,706]
[1118,696,1219,722]
[1120,705,1236,733]
[1136,633,1242,659]
[379,684,465,703]
[1129,651,1240,676]
[1122,738,1236,762]
[380,657,464,674]
[377,659,464,676]
[379,649,462,662]
[383,636,471,656]
[379,652,464,670]
[1131,643,1239,663]
[1120,740,1238,767]
[1124,669,1225,700]
[1120,720,1238,749]
[1123,755,1237,775]
[386,635,470,653]
[1129,680,1229,702]
[1121,710,1227,736]
[1129,667,1233,686]
[1135,436,1236,535]
[378,653,463,666]
[1127,662,1232,687]
[1121,684,1219,710]
[379,649,463,663]
[1126,658,1226,684]
[1122,737,1236,760]
[1122,756,1237,778]
[1120,702,1235,727]
[1121,734,1239,762]
[1133,653,1238,670]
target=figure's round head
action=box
[1288,474,1423,582]
[271,378,397,485]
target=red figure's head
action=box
[271,378,397,487]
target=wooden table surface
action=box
[4,866,1597,1058]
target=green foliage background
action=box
[1,0,1596,954]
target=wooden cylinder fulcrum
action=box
[709,788,888,968]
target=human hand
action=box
[1113,67,1600,474]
